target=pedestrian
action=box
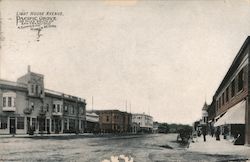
[201,126,207,142]
[211,127,214,138]
[216,127,220,141]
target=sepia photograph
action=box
[0,0,250,161]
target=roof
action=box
[214,36,250,97]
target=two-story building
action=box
[94,110,132,133]
[132,113,153,133]
[210,36,250,145]
[0,66,86,135]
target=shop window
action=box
[238,69,244,92]
[0,117,8,129]
[32,118,37,130]
[231,79,235,97]
[51,119,55,132]
[64,119,68,130]
[17,117,24,129]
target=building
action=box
[85,111,99,133]
[132,113,153,133]
[201,102,208,126]
[0,66,86,135]
[208,36,250,145]
[94,110,132,133]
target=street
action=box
[0,134,248,162]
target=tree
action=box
[158,123,169,133]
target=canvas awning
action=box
[214,100,246,127]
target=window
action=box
[69,119,75,131]
[0,117,7,129]
[226,87,229,102]
[57,104,60,112]
[8,97,12,107]
[231,79,235,97]
[53,104,56,112]
[238,69,244,92]
[31,84,34,93]
[17,117,24,129]
[46,104,49,112]
[64,119,68,130]
[219,97,221,109]
[32,118,36,130]
[222,93,225,106]
[35,85,38,95]
[106,116,109,122]
[3,97,6,107]
[72,106,75,114]
[64,105,68,112]
[31,102,34,110]
[51,119,55,132]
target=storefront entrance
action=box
[9,118,16,134]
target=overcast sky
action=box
[1,0,250,124]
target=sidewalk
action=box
[188,135,250,159]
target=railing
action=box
[23,108,32,114]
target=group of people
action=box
[197,126,221,142]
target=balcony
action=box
[2,107,16,112]
[39,110,46,116]
[23,108,32,114]
[52,112,63,116]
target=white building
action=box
[132,113,153,133]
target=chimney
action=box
[28,65,31,73]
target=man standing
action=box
[202,126,207,142]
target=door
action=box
[9,118,16,134]
[27,117,30,134]
[46,119,50,134]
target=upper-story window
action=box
[106,116,109,122]
[57,104,60,112]
[231,79,235,97]
[46,104,49,112]
[2,92,16,108]
[238,69,244,92]
[64,105,68,112]
[53,104,56,112]
[31,85,34,93]
[226,87,229,102]
[3,97,6,107]
[222,93,224,106]
[8,97,12,107]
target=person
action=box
[211,127,214,137]
[223,126,229,139]
[216,127,220,141]
[201,126,207,142]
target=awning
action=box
[214,100,246,127]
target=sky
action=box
[1,0,250,125]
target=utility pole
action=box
[125,100,127,112]
[91,96,94,112]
